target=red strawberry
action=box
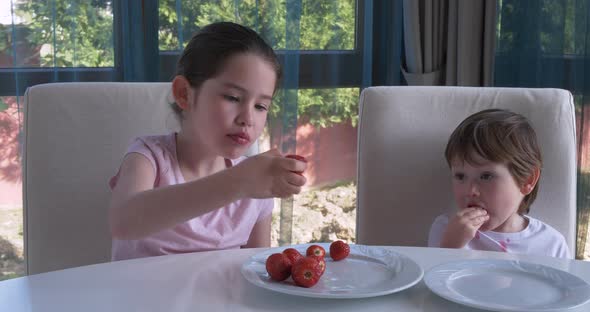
[306,244,326,258]
[329,240,350,261]
[265,253,292,281]
[310,255,326,275]
[285,154,308,175]
[282,248,304,265]
[291,257,322,288]
[285,154,308,162]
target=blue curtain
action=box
[114,1,160,82]
[494,0,590,258]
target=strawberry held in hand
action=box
[285,154,307,162]
[285,154,308,175]
[282,248,304,265]
[306,244,326,258]
[329,240,350,261]
[265,253,292,281]
[291,256,322,288]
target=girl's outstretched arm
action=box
[109,149,306,240]
[109,153,244,240]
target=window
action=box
[0,95,22,280]
[0,0,115,96]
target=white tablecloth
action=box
[1,246,589,311]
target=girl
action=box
[108,22,307,261]
[427,109,571,259]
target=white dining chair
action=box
[23,82,260,274]
[355,86,577,253]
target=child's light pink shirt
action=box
[109,133,273,261]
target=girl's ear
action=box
[172,75,191,111]
[521,167,541,195]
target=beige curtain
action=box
[402,0,496,86]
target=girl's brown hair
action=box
[445,109,542,214]
[171,22,282,119]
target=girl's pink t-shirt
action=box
[109,133,273,261]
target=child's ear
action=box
[171,75,191,111]
[521,167,541,195]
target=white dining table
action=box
[1,246,589,312]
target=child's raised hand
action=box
[234,149,308,199]
[440,207,489,248]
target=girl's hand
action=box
[440,207,489,248]
[234,149,308,198]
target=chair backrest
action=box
[23,82,175,274]
[356,86,577,253]
[23,82,259,274]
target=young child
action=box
[108,22,308,261]
[427,109,571,259]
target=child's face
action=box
[185,53,276,159]
[450,153,528,232]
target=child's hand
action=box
[234,149,308,198]
[440,207,489,248]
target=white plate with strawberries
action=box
[241,242,424,299]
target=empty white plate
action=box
[424,259,590,311]
[241,243,423,299]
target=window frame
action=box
[158,0,370,89]
[0,0,370,96]
[494,53,586,92]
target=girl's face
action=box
[184,53,277,159]
[450,153,531,232]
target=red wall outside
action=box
[270,120,358,188]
